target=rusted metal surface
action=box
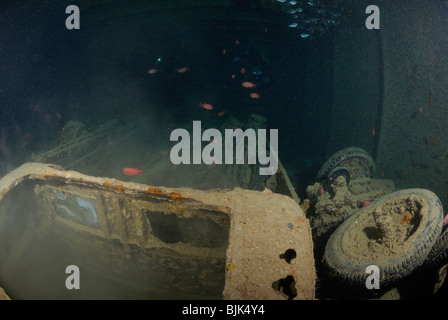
[0,162,315,299]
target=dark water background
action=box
[0,0,335,197]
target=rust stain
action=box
[116,185,125,193]
[103,180,110,187]
[169,192,182,200]
[146,187,163,194]
[41,174,59,178]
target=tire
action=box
[426,225,448,268]
[323,188,443,288]
[326,166,351,191]
[316,147,375,181]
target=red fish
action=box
[200,102,214,110]
[444,213,448,227]
[123,168,145,176]
[177,66,189,73]
[242,81,256,89]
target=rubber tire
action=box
[323,188,443,288]
[426,226,448,268]
[327,166,351,191]
[316,147,375,181]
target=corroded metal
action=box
[0,162,315,299]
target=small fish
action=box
[289,0,297,4]
[200,103,214,110]
[147,68,158,74]
[300,33,310,38]
[372,127,376,136]
[218,110,227,117]
[444,213,448,226]
[361,200,370,206]
[122,167,145,176]
[296,7,303,13]
[288,22,298,28]
[276,0,287,2]
[242,81,256,88]
[249,92,261,99]
[307,1,315,6]
[177,66,189,73]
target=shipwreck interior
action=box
[0,0,448,300]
